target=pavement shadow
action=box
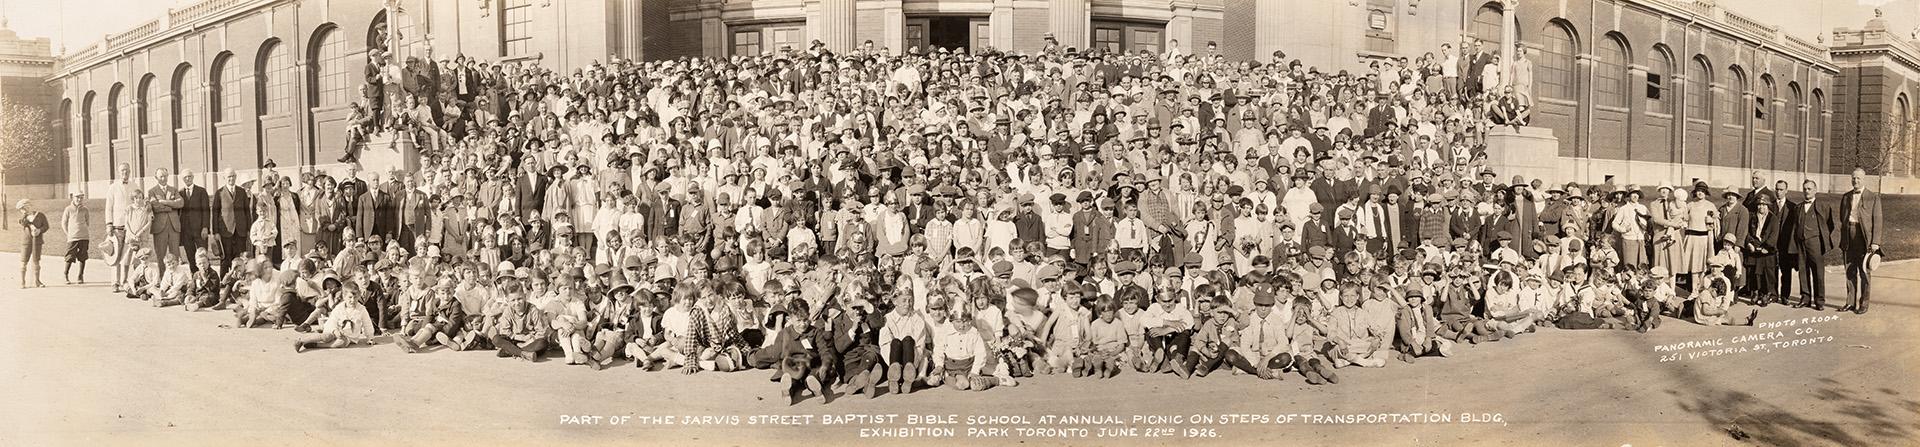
[1662,364,1916,445]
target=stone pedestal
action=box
[353,131,421,179]
[1484,125,1561,185]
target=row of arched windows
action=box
[1530,20,1825,137]
[70,24,356,166]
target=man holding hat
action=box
[1839,168,1884,314]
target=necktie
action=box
[1254,317,1265,352]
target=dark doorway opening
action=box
[928,16,972,53]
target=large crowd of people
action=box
[15,32,1887,405]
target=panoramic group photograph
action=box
[0,0,1917,445]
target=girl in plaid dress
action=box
[698,284,747,373]
[645,287,709,374]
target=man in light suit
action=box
[211,169,251,265]
[178,170,211,271]
[107,163,139,292]
[1785,179,1837,310]
[1839,168,1883,314]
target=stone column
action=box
[701,15,725,58]
[817,0,858,53]
[1168,2,1195,54]
[992,0,1015,51]
[1256,0,1284,61]
[626,0,646,60]
[1501,0,1516,80]
[1050,0,1089,50]
[881,0,905,53]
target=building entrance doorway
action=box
[906,16,989,54]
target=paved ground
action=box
[1,252,1917,447]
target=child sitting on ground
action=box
[1084,294,1128,379]
[879,291,930,396]
[1694,262,1758,327]
[294,282,376,352]
[1040,286,1090,376]
[928,306,995,392]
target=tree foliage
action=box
[0,97,61,180]
[1833,112,1915,176]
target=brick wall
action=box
[1220,0,1255,61]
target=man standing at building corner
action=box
[1839,168,1882,314]
[148,168,186,270]
[179,170,211,271]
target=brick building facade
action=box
[39,0,1915,195]
[1829,12,1920,192]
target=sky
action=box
[0,0,1914,54]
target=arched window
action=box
[107,84,123,140]
[1721,66,1746,128]
[1811,88,1826,140]
[1469,3,1503,42]
[59,99,72,149]
[213,53,242,123]
[1900,94,1911,175]
[1595,34,1629,107]
[1786,83,1803,135]
[140,75,162,135]
[1686,56,1711,120]
[1757,75,1776,131]
[1646,46,1674,114]
[257,40,293,116]
[310,26,350,108]
[1537,22,1577,101]
[174,64,200,130]
[81,92,96,145]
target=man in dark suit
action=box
[1838,168,1883,314]
[340,168,372,238]
[1770,180,1798,303]
[372,177,400,242]
[1785,179,1837,310]
[211,169,251,265]
[1747,192,1783,306]
[147,168,186,269]
[178,170,211,271]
